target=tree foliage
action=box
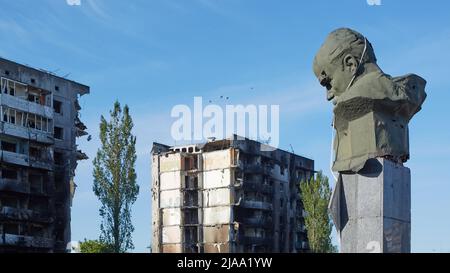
[79,239,113,253]
[93,101,139,253]
[300,171,337,253]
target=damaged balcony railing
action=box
[0,206,53,223]
[0,178,28,194]
[0,233,54,249]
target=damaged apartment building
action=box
[0,58,89,252]
[151,136,314,253]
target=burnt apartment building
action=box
[151,136,314,253]
[0,58,89,252]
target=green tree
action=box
[93,101,139,253]
[79,239,114,253]
[300,171,337,253]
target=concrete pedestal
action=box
[329,158,411,253]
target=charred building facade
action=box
[151,136,314,253]
[0,58,89,252]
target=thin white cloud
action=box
[0,18,29,42]
[86,0,110,20]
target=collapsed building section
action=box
[151,136,314,253]
[0,58,89,252]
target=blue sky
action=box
[1,0,449,252]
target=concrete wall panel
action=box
[160,154,182,172]
[203,207,231,225]
[162,226,181,244]
[203,169,231,189]
[203,188,231,206]
[162,208,181,226]
[203,150,231,171]
[160,171,181,190]
[203,225,231,243]
[160,190,181,208]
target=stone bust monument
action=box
[313,28,427,172]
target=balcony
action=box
[243,181,272,194]
[0,122,54,144]
[0,150,53,170]
[240,163,273,176]
[0,234,54,249]
[241,216,273,228]
[0,93,53,119]
[29,156,53,171]
[239,200,273,211]
[0,178,28,194]
[0,206,53,223]
[0,150,28,166]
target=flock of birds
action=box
[207,87,255,103]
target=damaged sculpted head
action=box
[313,28,427,172]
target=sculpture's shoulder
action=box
[337,71,392,103]
[392,74,427,108]
[337,72,427,105]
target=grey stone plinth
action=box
[329,158,411,253]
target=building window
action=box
[53,100,63,114]
[31,78,36,84]
[1,168,18,180]
[3,223,19,235]
[1,78,15,95]
[27,114,36,129]
[29,146,42,159]
[54,126,64,140]
[54,152,64,165]
[28,93,40,104]
[55,85,59,91]
[1,140,17,153]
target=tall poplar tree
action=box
[93,101,139,253]
[300,171,337,253]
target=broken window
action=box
[184,227,197,242]
[184,191,198,207]
[29,146,42,159]
[55,172,65,192]
[0,78,20,96]
[1,108,17,124]
[0,196,18,207]
[53,100,63,114]
[54,152,64,165]
[1,168,18,179]
[184,176,198,189]
[184,209,198,224]
[27,114,36,129]
[54,126,63,140]
[9,109,16,124]
[36,116,43,131]
[31,225,45,237]
[29,197,47,211]
[3,223,19,235]
[8,84,15,96]
[30,174,44,194]
[28,93,39,103]
[1,140,17,153]
[184,156,197,171]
